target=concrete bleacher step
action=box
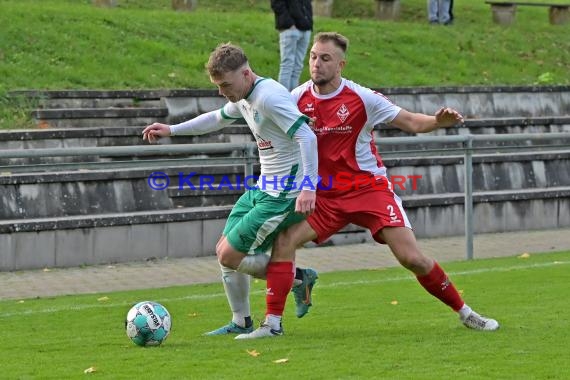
[2,183,569,271]
[2,117,570,159]
[2,170,569,271]
[0,205,233,234]
[2,86,569,270]
[11,88,226,128]
[0,125,255,168]
[11,89,218,108]
[382,85,570,118]
[2,149,569,219]
[401,186,570,207]
[0,205,372,270]
[169,186,244,208]
[0,205,232,270]
[31,107,169,128]
[9,85,570,129]
[377,116,570,139]
[32,107,169,120]
[387,150,570,196]
[0,165,251,219]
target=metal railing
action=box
[0,142,259,176]
[2,132,570,260]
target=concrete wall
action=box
[2,152,569,219]
[1,86,569,270]
[0,219,224,271]
[2,194,569,271]
[1,155,569,271]
[9,86,569,128]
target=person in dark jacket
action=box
[271,0,313,90]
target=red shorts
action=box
[307,184,411,244]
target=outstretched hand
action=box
[142,123,171,143]
[435,107,464,128]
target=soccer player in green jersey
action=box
[143,43,319,338]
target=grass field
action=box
[1,0,569,91]
[2,251,568,379]
[1,0,569,129]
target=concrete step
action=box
[0,206,374,270]
[2,185,569,271]
[37,98,163,109]
[0,205,231,270]
[9,85,570,129]
[2,150,569,219]
[31,107,169,128]
[32,107,168,119]
[402,186,570,207]
[169,186,244,208]
[378,116,570,139]
[0,126,254,162]
[11,85,570,117]
[2,117,570,155]
[12,89,226,128]
[11,89,215,108]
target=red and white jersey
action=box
[291,78,401,196]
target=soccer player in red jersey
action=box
[237,32,498,339]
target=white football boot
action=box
[235,323,284,340]
[461,311,500,331]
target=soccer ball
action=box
[125,301,172,346]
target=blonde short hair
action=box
[313,32,349,54]
[206,43,249,78]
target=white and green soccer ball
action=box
[125,301,171,346]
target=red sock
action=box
[416,262,464,312]
[266,261,295,316]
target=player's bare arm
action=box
[390,107,464,134]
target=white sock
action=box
[458,304,473,320]
[236,253,270,279]
[265,314,282,330]
[221,265,251,327]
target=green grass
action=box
[0,0,568,91]
[0,0,569,129]
[2,251,569,379]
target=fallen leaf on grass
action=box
[83,367,96,374]
[188,312,198,317]
[97,296,109,302]
[390,300,398,305]
[246,349,260,357]
[518,253,530,259]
